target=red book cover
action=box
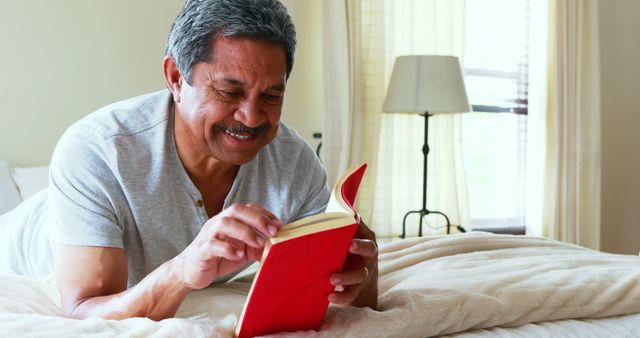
[236,163,367,338]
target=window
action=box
[462,0,531,229]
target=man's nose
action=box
[234,97,265,128]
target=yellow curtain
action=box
[544,0,601,249]
[321,0,384,230]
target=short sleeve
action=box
[289,143,331,221]
[48,125,125,248]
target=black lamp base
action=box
[400,208,454,238]
[399,112,466,239]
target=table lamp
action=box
[382,55,471,237]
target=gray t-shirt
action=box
[48,90,330,286]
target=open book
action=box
[235,163,368,338]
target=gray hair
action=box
[166,0,296,84]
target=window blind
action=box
[464,0,530,115]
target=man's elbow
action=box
[59,290,132,320]
[60,295,93,319]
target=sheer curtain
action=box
[322,0,469,237]
[543,0,601,249]
[525,0,549,236]
[321,0,385,229]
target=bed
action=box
[1,162,640,337]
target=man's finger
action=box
[215,217,267,248]
[355,221,376,241]
[245,203,283,228]
[328,285,359,306]
[330,266,369,286]
[349,239,378,258]
[200,240,245,261]
[223,204,281,237]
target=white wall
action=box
[0,1,183,166]
[0,0,323,166]
[279,0,324,150]
[599,0,640,255]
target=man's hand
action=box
[328,220,378,309]
[174,203,282,289]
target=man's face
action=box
[175,37,287,165]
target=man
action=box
[49,0,378,321]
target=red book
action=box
[235,163,368,338]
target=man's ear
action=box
[163,55,184,103]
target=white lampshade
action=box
[382,55,471,114]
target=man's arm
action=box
[55,245,190,320]
[55,203,281,320]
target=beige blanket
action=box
[1,232,639,337]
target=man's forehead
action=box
[216,77,286,91]
[220,78,243,86]
[210,37,285,62]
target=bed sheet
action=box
[443,313,640,337]
[1,232,639,337]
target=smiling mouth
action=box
[217,124,270,142]
[224,129,255,140]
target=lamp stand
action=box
[400,112,452,238]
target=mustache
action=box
[215,123,271,134]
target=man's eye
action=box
[218,90,243,99]
[262,94,283,103]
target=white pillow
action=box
[0,189,53,280]
[12,166,50,201]
[0,161,22,214]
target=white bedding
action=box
[444,313,640,337]
[0,160,21,215]
[1,232,639,337]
